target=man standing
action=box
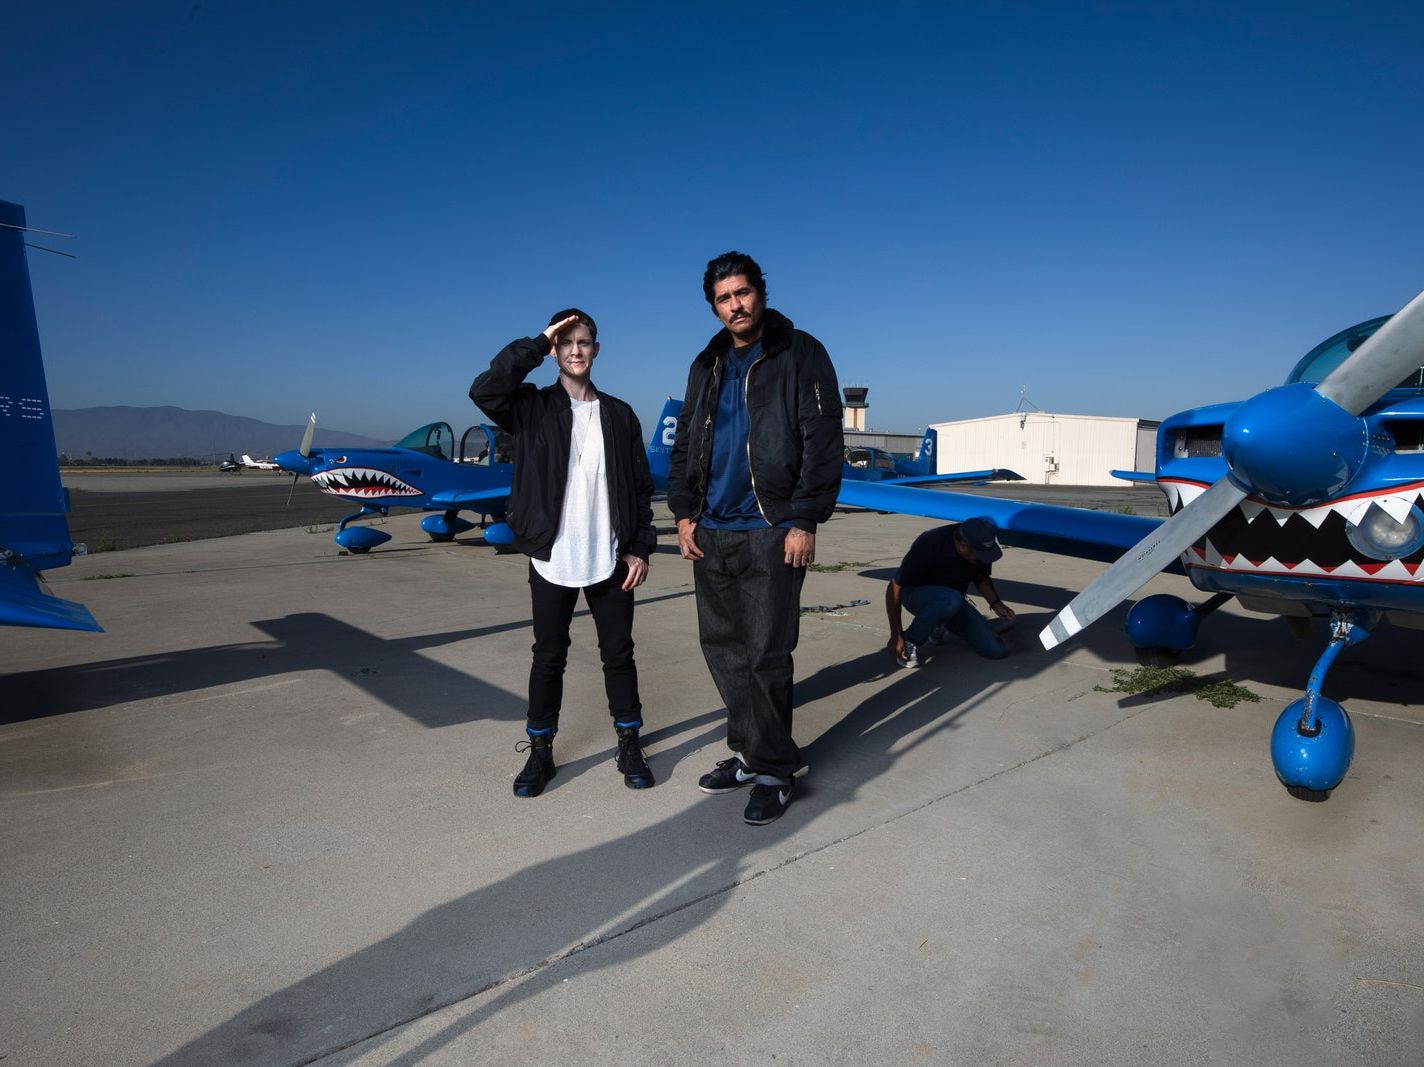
[668,252,843,825]
[471,310,657,798]
[886,517,1016,668]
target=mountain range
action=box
[52,406,388,461]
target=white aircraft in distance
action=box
[240,453,284,472]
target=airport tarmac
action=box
[3,503,1422,1065]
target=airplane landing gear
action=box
[1269,609,1374,799]
[1125,592,1232,665]
[421,509,475,543]
[334,505,392,553]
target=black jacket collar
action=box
[695,308,795,365]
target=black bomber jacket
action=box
[667,309,844,531]
[469,335,656,562]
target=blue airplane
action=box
[843,426,1023,485]
[0,199,101,632]
[839,291,1424,801]
[274,399,680,553]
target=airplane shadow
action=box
[1,590,695,728]
[856,566,1422,708]
[152,652,985,1065]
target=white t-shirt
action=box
[532,397,619,587]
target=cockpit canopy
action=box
[1286,315,1424,390]
[393,422,454,461]
[393,421,515,465]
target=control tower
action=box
[843,386,868,431]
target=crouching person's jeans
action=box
[901,585,1007,659]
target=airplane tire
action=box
[346,545,371,554]
[1134,646,1180,667]
[1286,785,1330,802]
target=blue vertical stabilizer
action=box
[0,199,101,632]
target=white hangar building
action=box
[928,412,1161,487]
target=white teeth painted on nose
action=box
[1161,483,1181,511]
[1379,495,1418,523]
[1265,506,1292,525]
[1336,497,1373,526]
[1297,503,1332,529]
[311,467,421,498]
[1330,559,1369,579]
[1239,499,1265,522]
[1204,538,1223,567]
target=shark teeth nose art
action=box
[311,467,422,498]
[1163,478,1424,581]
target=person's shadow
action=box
[154,650,989,1065]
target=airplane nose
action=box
[273,449,313,475]
[1222,383,1368,506]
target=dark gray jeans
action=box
[693,526,805,782]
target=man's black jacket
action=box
[470,335,656,562]
[668,309,843,531]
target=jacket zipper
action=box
[744,351,771,525]
[693,356,721,519]
[814,381,823,415]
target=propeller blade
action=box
[1039,476,1246,650]
[1317,288,1424,415]
[298,412,316,458]
[285,472,299,507]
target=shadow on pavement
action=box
[153,652,993,1065]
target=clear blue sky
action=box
[6,1,1422,441]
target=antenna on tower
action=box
[1015,386,1042,429]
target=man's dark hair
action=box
[702,251,766,306]
[548,307,597,341]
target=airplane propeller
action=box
[1040,288,1424,651]
[283,412,317,506]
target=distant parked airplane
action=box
[239,453,283,472]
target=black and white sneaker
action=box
[743,779,794,825]
[697,756,756,795]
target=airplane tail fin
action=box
[0,198,100,631]
[646,397,682,493]
[900,427,937,476]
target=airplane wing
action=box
[1111,469,1158,483]
[884,468,1025,487]
[429,487,512,508]
[0,199,101,632]
[836,480,1182,572]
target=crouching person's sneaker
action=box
[513,731,556,798]
[897,640,920,669]
[698,756,756,794]
[744,778,794,825]
[614,723,655,790]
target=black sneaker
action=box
[513,734,555,798]
[698,756,756,795]
[615,726,655,790]
[743,779,794,825]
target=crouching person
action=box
[471,309,657,796]
[886,517,1015,669]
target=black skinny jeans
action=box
[527,560,642,734]
[693,526,805,782]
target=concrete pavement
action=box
[2,505,1421,1064]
